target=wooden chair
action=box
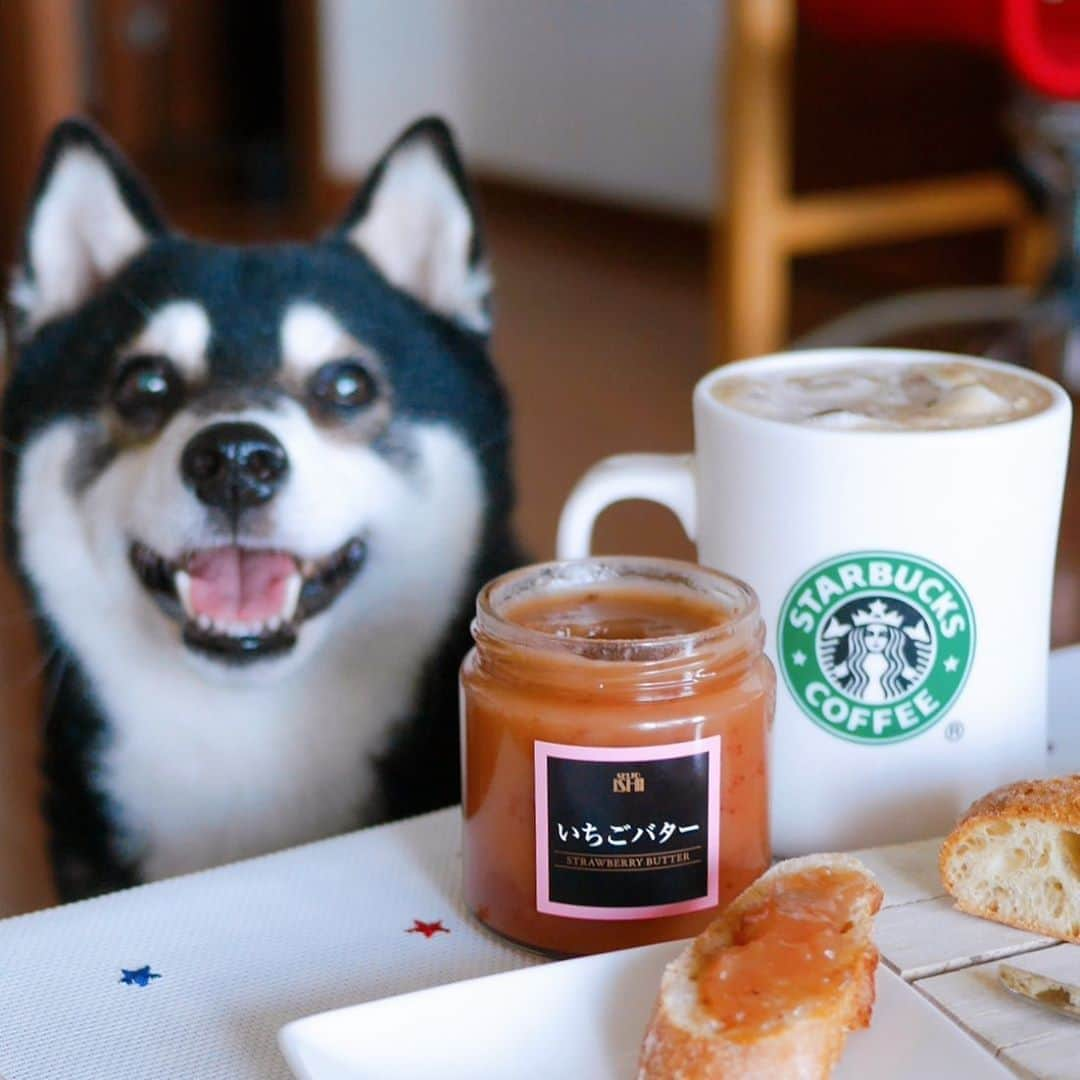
[718,0,1046,363]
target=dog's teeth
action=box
[174,571,194,617]
[197,614,212,631]
[267,615,282,632]
[281,572,302,622]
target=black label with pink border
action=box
[534,736,721,920]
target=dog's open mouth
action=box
[129,537,366,663]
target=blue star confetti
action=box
[119,965,161,987]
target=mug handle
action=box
[556,453,697,557]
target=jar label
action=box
[534,736,721,920]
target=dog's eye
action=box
[309,359,378,415]
[111,355,184,430]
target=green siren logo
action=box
[778,551,975,744]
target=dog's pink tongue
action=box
[187,547,296,624]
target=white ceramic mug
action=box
[557,348,1072,853]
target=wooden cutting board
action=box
[855,837,1080,1077]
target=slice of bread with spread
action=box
[638,853,883,1080]
[940,774,1080,943]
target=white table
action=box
[2,648,1079,1080]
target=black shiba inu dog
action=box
[2,117,520,901]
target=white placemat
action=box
[1,647,1078,1080]
[0,810,538,1080]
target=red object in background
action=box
[798,0,1000,51]
[800,0,1080,99]
[1005,0,1080,99]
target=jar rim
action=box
[474,556,762,664]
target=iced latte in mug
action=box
[557,349,1072,852]
[714,360,1053,431]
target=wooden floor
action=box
[0,185,1076,916]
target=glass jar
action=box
[460,556,774,956]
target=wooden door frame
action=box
[284,0,351,228]
[0,0,84,261]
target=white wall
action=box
[317,0,722,217]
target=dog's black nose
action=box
[180,422,289,510]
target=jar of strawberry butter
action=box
[460,556,774,956]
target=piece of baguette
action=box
[939,774,1080,943]
[638,853,883,1080]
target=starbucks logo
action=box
[778,551,975,744]
[819,596,933,704]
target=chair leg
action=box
[718,0,797,364]
[1004,212,1054,289]
[720,217,790,362]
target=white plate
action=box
[278,940,1009,1079]
[279,647,1080,1078]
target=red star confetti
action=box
[406,918,450,939]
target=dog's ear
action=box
[333,117,491,333]
[12,118,166,335]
